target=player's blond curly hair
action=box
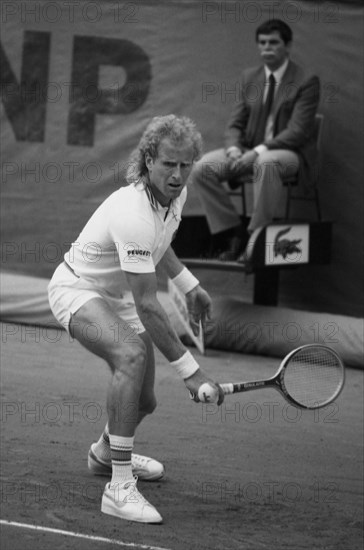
[126,114,203,185]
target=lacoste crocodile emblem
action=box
[274,227,302,259]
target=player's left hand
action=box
[184,368,224,406]
[185,285,212,336]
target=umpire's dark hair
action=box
[255,19,293,44]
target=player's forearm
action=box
[135,296,187,362]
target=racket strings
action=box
[283,347,344,408]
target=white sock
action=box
[109,434,135,485]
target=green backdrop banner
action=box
[1,0,363,317]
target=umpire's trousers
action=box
[191,148,300,234]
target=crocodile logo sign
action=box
[265,225,310,266]
[274,227,302,259]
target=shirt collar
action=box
[145,184,159,210]
[264,58,289,84]
[145,184,174,213]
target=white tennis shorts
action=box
[48,262,144,334]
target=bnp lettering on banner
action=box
[265,224,310,266]
[167,279,205,355]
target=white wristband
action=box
[172,267,199,295]
[170,350,199,379]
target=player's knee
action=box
[109,340,147,378]
[125,343,148,380]
[128,341,148,370]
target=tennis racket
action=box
[191,344,345,409]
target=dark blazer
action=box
[224,60,320,186]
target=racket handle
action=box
[219,383,234,395]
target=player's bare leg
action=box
[89,330,165,481]
[70,297,162,523]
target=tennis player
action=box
[48,115,223,524]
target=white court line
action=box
[0,520,172,550]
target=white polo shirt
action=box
[64,182,186,295]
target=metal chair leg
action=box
[285,182,292,219]
[314,188,322,221]
[241,182,247,217]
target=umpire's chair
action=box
[227,113,324,222]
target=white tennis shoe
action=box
[101,479,163,524]
[131,453,165,481]
[88,444,165,481]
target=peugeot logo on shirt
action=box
[123,242,152,263]
[127,249,151,257]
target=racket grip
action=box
[219,383,234,395]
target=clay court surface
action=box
[0,322,363,550]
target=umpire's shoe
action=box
[101,479,163,524]
[88,444,165,481]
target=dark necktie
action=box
[254,73,275,145]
